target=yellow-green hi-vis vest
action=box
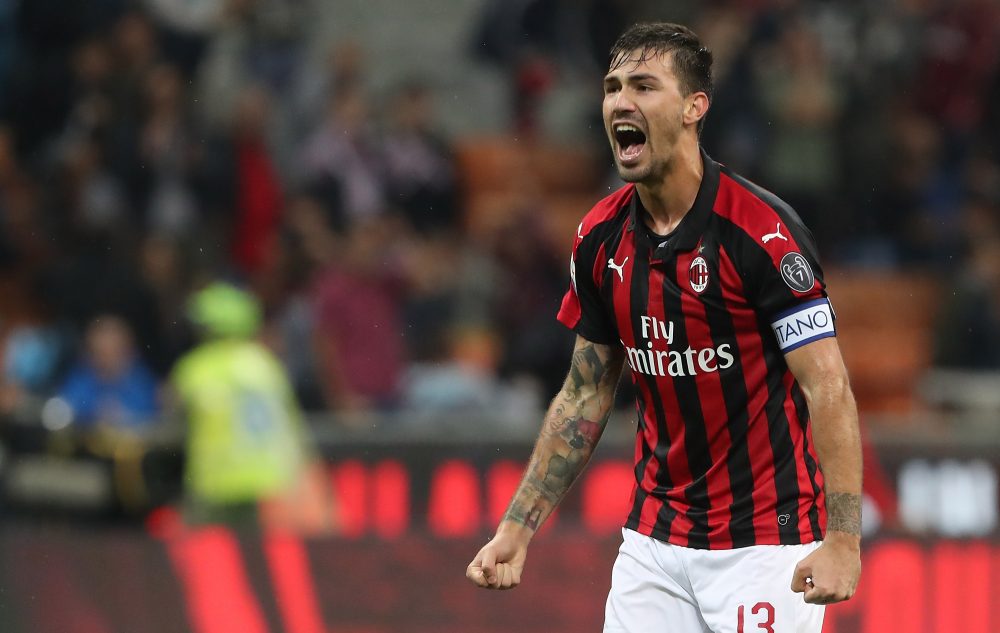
[172,340,307,505]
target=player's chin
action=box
[615,162,651,184]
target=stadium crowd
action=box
[0,0,998,432]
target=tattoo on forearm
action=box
[567,343,612,395]
[826,492,862,535]
[504,502,543,530]
[501,340,624,531]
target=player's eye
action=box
[604,83,620,95]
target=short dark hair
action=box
[608,23,714,135]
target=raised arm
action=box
[466,335,625,590]
[785,336,863,604]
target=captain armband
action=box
[770,298,836,353]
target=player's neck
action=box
[635,137,703,236]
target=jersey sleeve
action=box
[556,223,617,345]
[745,215,836,353]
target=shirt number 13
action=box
[737,602,775,633]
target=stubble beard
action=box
[616,161,653,184]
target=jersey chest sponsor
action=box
[624,315,734,378]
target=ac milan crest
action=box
[689,256,709,294]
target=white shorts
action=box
[604,528,826,633]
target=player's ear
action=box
[684,92,709,128]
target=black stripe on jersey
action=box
[629,239,678,538]
[579,217,629,344]
[722,220,805,543]
[597,224,627,318]
[658,263,713,549]
[791,382,824,540]
[758,323,804,544]
[699,237,756,548]
[625,396,651,532]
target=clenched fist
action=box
[466,531,529,590]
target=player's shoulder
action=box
[714,165,809,239]
[575,183,634,242]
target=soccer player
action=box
[466,22,862,632]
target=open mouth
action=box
[614,123,647,163]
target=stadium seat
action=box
[825,271,940,415]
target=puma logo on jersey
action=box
[762,223,788,244]
[607,256,628,282]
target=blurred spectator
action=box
[299,85,385,220]
[57,315,159,429]
[402,325,543,425]
[137,234,196,373]
[198,84,285,278]
[0,0,995,434]
[488,200,574,397]
[262,193,343,410]
[472,0,629,135]
[382,80,458,234]
[403,326,503,413]
[932,199,1000,370]
[60,138,129,234]
[0,0,14,112]
[142,0,225,77]
[695,8,758,175]
[913,0,999,136]
[104,11,159,178]
[0,130,53,274]
[171,282,334,532]
[311,216,408,414]
[0,322,67,415]
[754,17,843,245]
[137,63,199,234]
[51,38,116,157]
[871,107,964,264]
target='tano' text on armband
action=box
[770,299,836,352]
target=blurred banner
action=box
[0,428,998,632]
[2,424,999,538]
[0,524,998,633]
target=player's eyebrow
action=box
[625,73,659,84]
[604,72,661,87]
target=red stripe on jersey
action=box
[675,251,734,549]
[716,244,778,543]
[557,285,582,331]
[715,174,822,298]
[592,240,609,288]
[577,184,635,240]
[643,261,696,545]
[715,174,805,252]
[557,186,634,338]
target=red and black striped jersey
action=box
[558,149,834,549]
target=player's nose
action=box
[613,91,638,113]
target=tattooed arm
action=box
[785,337,863,605]
[466,335,625,590]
